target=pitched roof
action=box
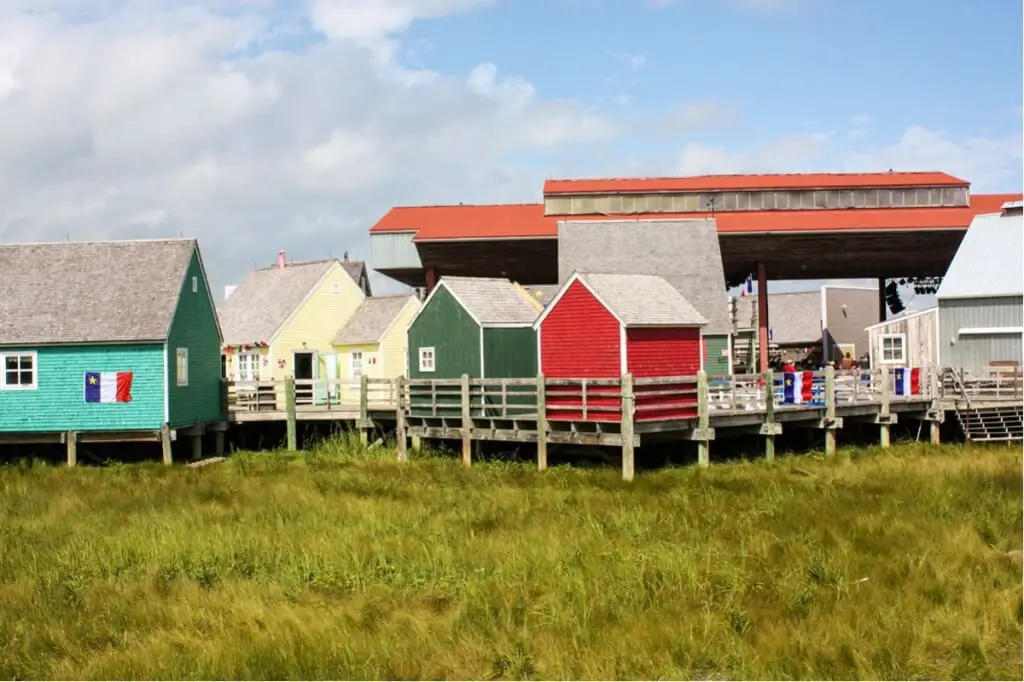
[439,276,539,326]
[521,284,560,307]
[739,292,823,344]
[557,218,731,333]
[576,272,707,326]
[218,259,337,345]
[0,238,197,345]
[937,210,1023,299]
[366,193,1022,241]
[544,171,969,195]
[341,260,371,295]
[333,295,416,345]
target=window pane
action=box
[19,370,32,385]
[5,370,17,385]
[18,355,32,370]
[5,357,16,371]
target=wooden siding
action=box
[335,342,379,405]
[271,261,366,382]
[408,286,481,380]
[939,296,1024,368]
[868,309,939,369]
[703,334,730,375]
[370,231,422,270]
[482,327,537,378]
[539,280,621,422]
[379,298,420,378]
[627,327,701,421]
[166,248,224,428]
[0,344,165,432]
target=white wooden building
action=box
[865,307,939,369]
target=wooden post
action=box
[284,375,297,451]
[214,430,225,455]
[620,373,635,481]
[220,378,229,418]
[191,433,202,461]
[824,365,837,456]
[359,374,369,445]
[929,419,941,445]
[697,370,710,468]
[66,431,77,468]
[879,365,891,448]
[460,374,472,466]
[536,374,548,471]
[160,423,173,465]
[763,369,775,462]
[394,376,407,462]
[411,435,422,451]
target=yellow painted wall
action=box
[270,261,365,382]
[380,297,421,378]
[223,347,271,379]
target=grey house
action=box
[936,202,1023,369]
[557,218,733,374]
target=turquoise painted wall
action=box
[0,344,165,432]
[166,248,225,428]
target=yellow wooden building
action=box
[218,252,371,405]
[331,294,421,403]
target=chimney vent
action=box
[277,251,286,270]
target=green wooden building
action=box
[0,238,224,441]
[407,276,540,417]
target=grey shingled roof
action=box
[740,292,822,344]
[577,272,707,326]
[218,259,340,345]
[0,238,199,345]
[937,210,1023,299]
[341,260,372,295]
[333,295,416,345]
[522,284,560,306]
[440,276,539,326]
[557,218,731,333]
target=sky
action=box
[0,0,1021,303]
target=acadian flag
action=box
[84,371,133,403]
[893,367,921,396]
[783,371,814,404]
[741,274,753,297]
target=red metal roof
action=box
[543,171,970,195]
[368,193,1022,241]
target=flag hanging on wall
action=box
[783,371,814,404]
[893,367,921,396]
[84,371,133,403]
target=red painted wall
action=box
[539,280,621,422]
[626,327,702,421]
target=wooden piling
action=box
[620,373,635,481]
[160,423,173,465]
[460,374,472,466]
[929,419,941,445]
[284,375,297,451]
[66,431,77,468]
[214,430,225,455]
[191,433,203,461]
[824,365,837,456]
[394,376,407,462]
[696,370,710,468]
[763,369,776,462]
[359,374,370,445]
[879,366,891,448]
[536,374,548,471]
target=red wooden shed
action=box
[534,271,708,423]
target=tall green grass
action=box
[0,441,1020,680]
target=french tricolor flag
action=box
[893,367,921,396]
[84,371,133,403]
[783,371,814,404]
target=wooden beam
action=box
[536,374,548,471]
[620,373,635,482]
[824,365,838,456]
[394,376,407,462]
[284,375,297,451]
[66,431,77,468]
[696,370,711,468]
[460,374,472,466]
[878,365,891,448]
[763,369,776,462]
[160,424,173,465]
[0,433,63,445]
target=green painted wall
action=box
[0,344,165,432]
[166,248,225,428]
[407,286,480,418]
[703,334,731,377]
[482,327,538,417]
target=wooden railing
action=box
[942,367,1024,404]
[227,376,397,412]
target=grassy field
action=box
[0,439,1020,680]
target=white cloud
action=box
[0,0,616,294]
[676,132,833,175]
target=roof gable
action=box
[937,211,1024,299]
[740,292,822,344]
[341,260,372,295]
[568,272,707,327]
[217,259,336,345]
[333,295,416,345]
[438,276,539,326]
[0,239,196,345]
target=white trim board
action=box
[958,327,1024,336]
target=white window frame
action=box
[350,350,364,382]
[236,351,261,382]
[1,351,38,391]
[879,333,906,365]
[418,346,436,373]
[191,276,198,293]
[176,348,190,387]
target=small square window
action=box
[191,276,198,293]
[418,347,435,373]
[1,352,38,390]
[176,348,189,386]
[879,334,906,364]
[332,282,342,294]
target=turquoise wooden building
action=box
[0,238,225,440]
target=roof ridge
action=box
[390,202,543,210]
[0,237,197,247]
[252,258,342,272]
[546,171,956,182]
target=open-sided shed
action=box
[535,271,707,422]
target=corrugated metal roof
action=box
[0,239,198,345]
[441,276,539,325]
[333,295,416,345]
[577,272,707,326]
[937,211,1023,299]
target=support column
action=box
[695,370,712,468]
[191,433,203,461]
[757,262,770,373]
[66,431,77,468]
[425,265,439,295]
[929,420,941,445]
[877,277,887,323]
[620,373,635,481]
[214,430,225,455]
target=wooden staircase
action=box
[945,368,1024,442]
